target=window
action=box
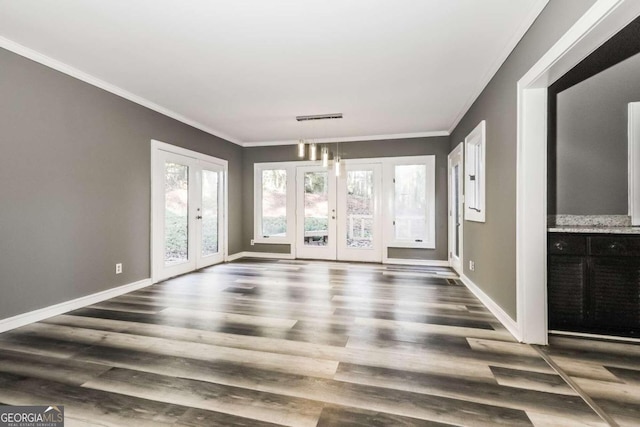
[465,120,486,222]
[254,163,294,243]
[385,156,436,248]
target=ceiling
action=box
[0,0,548,146]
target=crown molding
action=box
[0,38,450,149]
[447,0,549,134]
[241,130,450,147]
[0,36,242,146]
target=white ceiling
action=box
[0,0,548,146]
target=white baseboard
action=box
[0,278,152,334]
[230,253,449,265]
[460,274,522,342]
[227,251,295,261]
[226,252,246,262]
[384,258,450,267]
[550,330,640,344]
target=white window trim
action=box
[383,155,436,249]
[253,162,295,244]
[464,120,486,222]
[253,155,436,250]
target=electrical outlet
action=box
[250,239,255,246]
[115,263,123,274]
[469,261,475,271]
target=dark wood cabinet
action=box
[548,233,640,337]
[548,256,587,329]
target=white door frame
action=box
[629,102,640,226]
[294,160,385,262]
[196,162,226,268]
[448,143,464,275]
[295,165,337,260]
[517,0,640,344]
[151,139,228,283]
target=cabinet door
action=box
[548,255,588,330]
[590,257,640,335]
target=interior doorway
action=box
[448,143,464,275]
[151,140,227,282]
[517,0,640,344]
[295,162,382,262]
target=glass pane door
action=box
[155,150,197,280]
[337,163,382,262]
[453,164,460,257]
[296,166,336,260]
[448,144,464,274]
[345,170,374,249]
[304,171,329,247]
[164,161,190,266]
[201,169,219,257]
[197,164,224,268]
[153,145,226,282]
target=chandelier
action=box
[296,113,343,175]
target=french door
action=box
[448,143,464,274]
[152,143,226,282]
[296,166,337,260]
[296,163,382,262]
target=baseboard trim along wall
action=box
[0,278,152,334]
[384,258,450,267]
[228,252,449,266]
[227,251,296,261]
[550,329,640,344]
[460,274,522,342]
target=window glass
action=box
[346,170,374,249]
[201,170,219,256]
[394,164,427,242]
[164,162,189,265]
[261,169,287,237]
[303,171,329,246]
[464,120,486,222]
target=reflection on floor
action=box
[0,258,637,426]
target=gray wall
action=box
[553,52,640,214]
[243,137,451,260]
[449,0,596,319]
[0,47,243,320]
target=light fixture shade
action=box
[309,143,317,161]
[334,155,341,176]
[321,147,329,167]
[298,139,305,157]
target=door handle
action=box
[196,215,202,219]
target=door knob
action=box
[554,241,567,251]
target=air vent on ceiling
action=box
[295,113,343,122]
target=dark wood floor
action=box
[0,259,638,426]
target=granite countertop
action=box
[547,214,640,234]
[548,225,640,234]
